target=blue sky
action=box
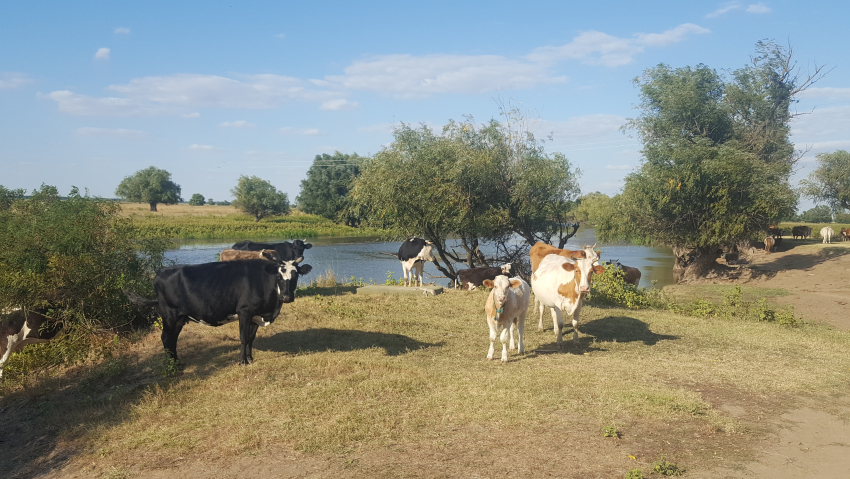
[2,1,848,211]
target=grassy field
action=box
[2,285,849,478]
[119,203,382,239]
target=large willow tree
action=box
[602,41,824,281]
[350,116,581,281]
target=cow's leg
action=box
[551,308,563,346]
[414,261,424,287]
[238,314,259,365]
[572,304,583,347]
[487,316,497,360]
[508,318,517,351]
[499,323,510,362]
[516,310,526,355]
[160,310,186,364]
[401,262,411,287]
[537,301,545,331]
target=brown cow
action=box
[606,261,641,286]
[841,228,850,242]
[220,249,281,262]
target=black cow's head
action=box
[268,260,312,303]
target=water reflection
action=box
[164,229,675,288]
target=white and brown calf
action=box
[482,275,530,362]
[531,249,604,347]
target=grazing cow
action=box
[397,237,435,287]
[1,309,63,380]
[764,236,774,253]
[792,226,812,240]
[482,275,529,362]
[531,249,604,347]
[530,243,600,331]
[220,249,281,262]
[232,239,312,263]
[605,261,641,286]
[841,228,850,242]
[821,226,835,244]
[127,259,312,365]
[722,252,739,265]
[457,264,512,291]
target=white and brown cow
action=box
[397,237,435,287]
[529,242,600,332]
[482,275,530,362]
[220,248,281,262]
[821,226,835,244]
[1,309,63,379]
[531,249,604,348]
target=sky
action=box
[2,1,849,211]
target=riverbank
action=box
[119,203,383,239]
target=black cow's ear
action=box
[265,263,279,275]
[297,264,312,275]
[303,240,313,249]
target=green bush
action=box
[588,265,659,309]
[0,185,169,382]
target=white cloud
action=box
[797,87,850,100]
[792,105,850,140]
[746,3,771,14]
[326,54,566,98]
[541,114,629,145]
[0,72,33,89]
[114,27,130,34]
[275,33,285,38]
[280,127,322,136]
[527,23,710,67]
[320,99,359,110]
[187,144,220,151]
[219,120,255,128]
[706,4,742,18]
[75,127,147,138]
[182,112,201,118]
[94,48,110,60]
[42,90,185,117]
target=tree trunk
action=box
[672,246,722,283]
[149,202,158,212]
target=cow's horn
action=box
[293,256,304,264]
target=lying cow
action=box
[482,275,529,362]
[232,239,312,262]
[397,237,435,287]
[127,258,311,365]
[1,309,63,380]
[456,264,512,291]
[821,226,835,244]
[792,226,812,240]
[531,249,604,348]
[220,248,280,262]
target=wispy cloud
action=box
[219,120,255,128]
[94,48,110,60]
[75,127,147,138]
[527,23,709,67]
[356,123,395,134]
[797,87,850,100]
[114,27,130,34]
[320,99,359,110]
[275,33,285,38]
[0,72,34,89]
[280,127,322,136]
[706,2,771,18]
[706,3,742,18]
[186,144,221,151]
[746,3,771,14]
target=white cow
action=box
[482,275,530,362]
[821,226,835,244]
[531,250,604,347]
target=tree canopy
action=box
[115,166,182,212]
[351,114,581,281]
[231,175,290,222]
[296,152,363,225]
[800,150,850,213]
[598,41,822,281]
[188,193,206,206]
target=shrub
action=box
[652,457,684,476]
[587,265,659,309]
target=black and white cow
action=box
[1,309,63,379]
[232,239,312,263]
[397,237,435,287]
[127,258,311,365]
[456,264,512,291]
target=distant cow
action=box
[127,258,311,365]
[821,226,835,244]
[397,238,435,287]
[531,249,604,347]
[605,261,641,286]
[457,264,512,291]
[764,236,774,253]
[232,239,312,263]
[220,249,280,262]
[841,228,850,242]
[792,226,812,240]
[1,309,63,380]
[482,275,530,362]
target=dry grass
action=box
[118,203,240,217]
[3,287,850,477]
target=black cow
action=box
[397,238,435,287]
[457,264,512,291]
[792,226,812,240]
[232,239,313,262]
[1,309,63,379]
[127,259,311,365]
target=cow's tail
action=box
[124,290,158,308]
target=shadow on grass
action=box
[582,315,678,345]
[255,328,441,356]
[298,285,359,297]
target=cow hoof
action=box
[487,357,494,361]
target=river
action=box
[164,228,676,288]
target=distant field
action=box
[118,202,382,239]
